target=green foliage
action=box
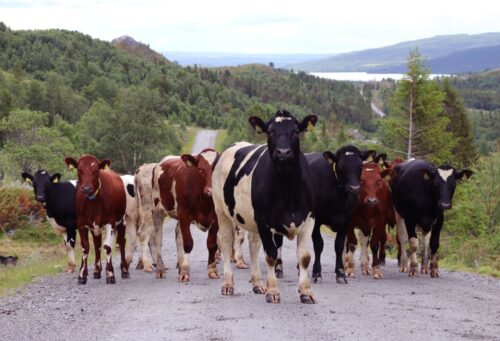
[380,49,456,164]
[0,187,44,235]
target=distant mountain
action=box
[163,51,332,68]
[112,35,169,63]
[286,33,500,74]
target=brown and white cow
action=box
[150,149,220,281]
[65,155,129,284]
[345,162,394,279]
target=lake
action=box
[311,72,447,81]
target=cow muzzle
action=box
[274,148,293,161]
[439,202,452,210]
[347,184,360,194]
[364,197,379,206]
[35,195,46,202]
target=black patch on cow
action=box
[126,184,135,198]
[223,144,267,216]
[236,213,245,225]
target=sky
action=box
[1,0,499,54]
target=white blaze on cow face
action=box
[437,168,453,182]
[345,151,354,156]
[275,116,292,123]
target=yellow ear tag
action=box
[307,121,314,132]
[53,178,59,183]
[332,163,337,179]
[366,155,373,162]
[186,160,193,167]
[68,164,74,170]
[104,164,110,171]
[25,178,32,183]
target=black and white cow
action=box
[391,159,472,277]
[212,110,318,304]
[273,146,374,282]
[22,170,77,272]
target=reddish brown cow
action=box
[65,155,129,285]
[345,162,394,279]
[152,149,219,281]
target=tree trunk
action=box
[407,80,414,159]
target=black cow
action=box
[273,146,375,283]
[212,110,318,304]
[0,255,18,266]
[391,159,472,277]
[22,170,77,273]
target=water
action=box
[311,72,447,81]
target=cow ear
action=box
[248,116,267,134]
[323,151,336,165]
[50,173,61,183]
[65,157,78,170]
[421,169,434,181]
[21,172,34,184]
[361,150,377,162]
[456,169,473,181]
[380,169,392,181]
[374,153,387,165]
[298,115,318,132]
[99,159,111,171]
[181,154,198,167]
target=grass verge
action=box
[181,126,200,154]
[214,129,227,152]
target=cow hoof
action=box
[136,259,144,270]
[208,271,220,279]
[106,276,116,284]
[78,277,87,285]
[121,272,130,279]
[362,267,371,275]
[373,269,383,279]
[408,268,417,278]
[379,260,386,266]
[300,294,316,304]
[178,274,190,282]
[221,284,234,296]
[143,266,154,273]
[236,262,249,270]
[265,293,280,304]
[313,273,322,283]
[336,274,349,284]
[93,272,101,279]
[66,265,76,273]
[252,285,266,294]
[431,269,440,278]
[346,268,356,278]
[156,270,165,279]
[421,266,429,274]
[399,266,408,273]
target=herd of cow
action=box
[20,110,472,304]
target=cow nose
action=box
[439,202,452,210]
[366,197,379,206]
[275,148,292,160]
[35,195,45,202]
[348,185,360,194]
[81,185,92,194]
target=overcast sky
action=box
[1,0,499,54]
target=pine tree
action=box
[380,49,456,164]
[441,79,478,167]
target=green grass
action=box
[215,129,227,152]
[181,126,200,154]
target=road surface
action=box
[1,130,499,340]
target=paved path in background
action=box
[1,130,500,340]
[371,102,386,117]
[191,129,218,154]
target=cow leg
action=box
[395,211,409,272]
[405,220,418,278]
[125,216,137,267]
[257,223,280,303]
[138,226,152,272]
[78,227,89,285]
[359,230,371,275]
[297,217,316,304]
[65,226,77,273]
[103,224,116,284]
[430,213,444,278]
[152,209,166,279]
[207,223,220,279]
[91,231,102,279]
[334,226,348,284]
[248,231,265,294]
[177,214,194,282]
[117,223,129,279]
[311,223,324,282]
[378,228,387,266]
[232,226,248,269]
[370,228,383,279]
[345,226,357,278]
[218,213,235,296]
[421,231,431,274]
[273,234,284,278]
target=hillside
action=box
[112,35,169,64]
[286,32,500,74]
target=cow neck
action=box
[274,159,304,203]
[85,179,102,201]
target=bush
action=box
[0,187,45,235]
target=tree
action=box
[441,79,478,168]
[380,49,455,164]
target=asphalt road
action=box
[1,130,499,340]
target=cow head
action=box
[249,109,317,172]
[421,165,473,210]
[359,163,391,207]
[181,152,213,197]
[22,170,61,202]
[65,155,111,200]
[323,146,374,194]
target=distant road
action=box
[191,129,218,154]
[371,102,386,117]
